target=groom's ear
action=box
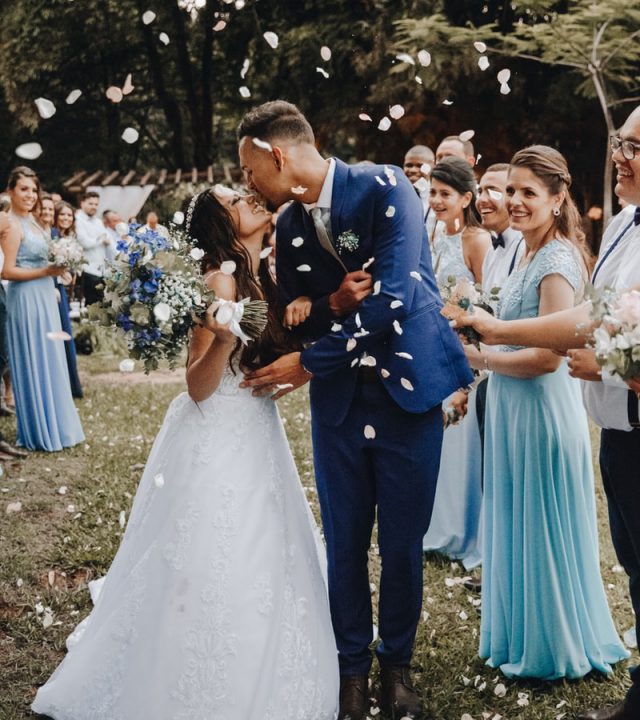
[271,146,285,171]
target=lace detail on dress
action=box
[163,503,200,571]
[431,230,476,287]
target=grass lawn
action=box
[0,350,636,720]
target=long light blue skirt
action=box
[481,365,629,679]
[6,277,84,451]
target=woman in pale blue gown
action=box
[464,146,628,679]
[423,157,491,568]
[2,167,84,451]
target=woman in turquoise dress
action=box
[464,146,628,679]
[3,166,84,451]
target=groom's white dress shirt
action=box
[304,158,336,216]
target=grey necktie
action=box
[310,206,347,271]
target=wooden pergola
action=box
[63,165,244,194]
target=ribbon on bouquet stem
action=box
[214,297,251,345]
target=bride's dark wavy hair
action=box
[181,189,297,370]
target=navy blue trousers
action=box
[600,428,640,708]
[311,376,443,675]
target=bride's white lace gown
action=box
[32,365,339,720]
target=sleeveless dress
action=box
[480,239,629,678]
[423,231,483,569]
[5,215,84,451]
[32,364,339,720]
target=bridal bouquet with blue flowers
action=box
[88,223,268,373]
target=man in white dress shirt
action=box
[75,191,112,306]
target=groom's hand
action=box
[240,351,312,400]
[328,271,373,316]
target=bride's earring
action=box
[553,207,561,216]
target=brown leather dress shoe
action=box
[0,441,28,458]
[578,700,634,720]
[338,674,368,720]
[379,666,423,719]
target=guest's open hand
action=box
[241,351,311,400]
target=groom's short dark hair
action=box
[237,101,315,144]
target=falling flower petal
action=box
[189,247,205,260]
[395,52,415,65]
[396,352,413,359]
[119,359,135,372]
[142,10,156,24]
[42,609,54,629]
[378,117,391,132]
[360,355,376,367]
[459,129,475,142]
[159,32,170,45]
[364,425,376,439]
[296,264,311,272]
[359,113,372,122]
[478,55,490,71]
[417,49,431,66]
[500,83,511,95]
[35,97,56,119]
[497,68,511,83]
[347,338,357,352]
[415,76,423,85]
[443,99,453,105]
[240,58,250,78]
[213,20,227,31]
[263,31,279,49]
[420,163,432,176]
[65,89,82,104]
[391,300,403,309]
[401,378,414,391]
[389,104,405,120]
[474,41,487,53]
[116,221,130,236]
[316,67,329,79]
[292,236,304,247]
[381,368,390,378]
[154,473,165,488]
[320,45,332,61]
[291,186,307,195]
[518,693,531,707]
[385,206,396,218]
[373,280,381,295]
[239,86,251,98]
[122,73,135,95]
[488,189,503,200]
[384,165,398,186]
[106,86,123,103]
[220,260,237,274]
[362,257,375,270]
[393,320,403,335]
[410,271,421,281]
[259,246,273,259]
[122,127,139,144]
[47,331,71,341]
[252,138,273,152]
[375,176,386,186]
[355,312,362,328]
[331,323,342,332]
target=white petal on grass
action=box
[220,260,237,274]
[359,113,372,122]
[118,510,126,528]
[122,73,134,95]
[42,609,54,629]
[252,138,273,152]
[497,68,511,84]
[488,189,503,200]
[35,97,56,119]
[6,501,22,514]
[159,32,170,45]
[65,89,82,105]
[417,49,431,66]
[474,41,487,53]
[494,683,507,697]
[142,10,156,24]
[373,280,381,295]
[296,264,311,272]
[106,86,123,103]
[478,55,490,71]
[385,206,396,218]
[119,359,135,372]
[396,352,413,359]
[47,331,72,341]
[389,104,405,120]
[291,236,304,247]
[500,83,511,95]
[393,320,403,335]
[518,692,531,707]
[122,127,139,144]
[259,246,273,259]
[410,271,421,281]
[291,186,307,195]
[213,20,227,31]
[378,117,391,132]
[320,45,332,61]
[364,425,376,439]
[400,377,414,391]
[57,486,67,495]
[395,52,415,65]
[316,67,329,79]
[154,473,165,488]
[263,31,279,49]
[16,578,23,588]
[239,86,251,98]
[459,129,475,142]
[346,338,357,352]
[390,300,403,309]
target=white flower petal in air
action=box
[417,49,431,66]
[240,58,250,79]
[393,320,403,335]
[359,113,372,122]
[347,338,357,352]
[378,117,391,132]
[459,129,475,142]
[316,67,329,79]
[395,53,415,65]
[385,206,396,218]
[362,257,375,270]
[389,104,405,120]
[122,73,134,95]
[500,82,511,95]
[46,331,72,341]
[488,189,503,201]
[443,99,453,106]
[259,246,273,259]
[454,217,461,231]
[497,68,511,84]
[364,425,376,439]
[401,378,414,391]
[320,45,332,61]
[291,236,304,247]
[142,10,156,24]
[35,97,56,119]
[122,127,139,144]
[381,368,390,378]
[390,300,403,309]
[296,264,311,272]
[410,271,421,281]
[154,473,165,488]
[396,352,413,359]
[263,31,279,49]
[291,186,307,195]
[375,176,386,186]
[116,221,130,236]
[331,323,342,332]
[253,138,273,152]
[213,20,227,31]
[351,357,359,367]
[239,86,251,98]
[65,89,82,105]
[106,86,123,103]
[119,510,126,528]
[478,55,490,71]
[189,247,205,260]
[415,76,423,85]
[420,163,432,176]
[220,260,237,274]
[159,32,170,45]
[119,359,135,373]
[360,355,376,367]
[172,211,184,225]
[384,165,398,186]
[355,312,362,328]
[373,280,381,295]
[474,41,487,53]
[153,303,172,323]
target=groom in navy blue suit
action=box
[239,101,473,720]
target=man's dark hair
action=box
[485,163,510,174]
[440,135,475,158]
[237,100,314,144]
[80,190,100,202]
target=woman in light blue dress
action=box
[464,146,627,679]
[3,167,84,451]
[423,158,490,568]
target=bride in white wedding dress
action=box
[32,188,339,720]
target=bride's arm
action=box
[186,272,238,403]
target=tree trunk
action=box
[199,3,216,165]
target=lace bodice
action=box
[431,230,476,286]
[13,214,50,269]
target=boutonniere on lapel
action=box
[336,230,360,254]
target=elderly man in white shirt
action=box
[75,191,112,305]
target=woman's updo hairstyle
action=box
[430,157,482,228]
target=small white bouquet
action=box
[589,286,640,380]
[439,276,500,349]
[49,235,86,273]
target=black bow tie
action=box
[492,232,505,249]
[634,206,640,225]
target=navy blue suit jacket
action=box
[276,159,473,426]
